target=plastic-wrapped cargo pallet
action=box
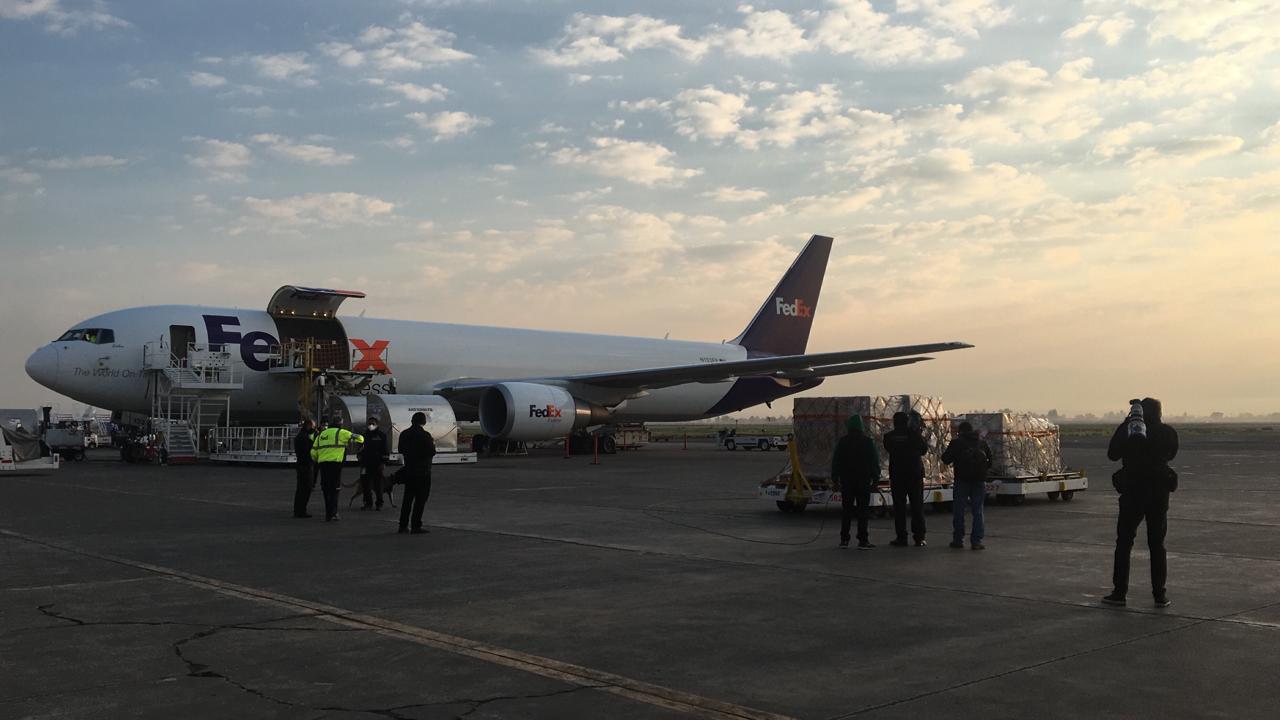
[959,412,1062,478]
[792,396,953,488]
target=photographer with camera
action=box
[1103,397,1180,608]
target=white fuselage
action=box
[25,305,782,424]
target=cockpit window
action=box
[56,328,115,344]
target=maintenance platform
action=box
[1,431,1276,718]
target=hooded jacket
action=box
[831,415,880,489]
[1108,397,1179,493]
[883,412,927,482]
[941,429,993,483]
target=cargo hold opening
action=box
[267,286,366,371]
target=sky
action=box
[1,0,1278,418]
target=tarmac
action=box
[2,431,1278,719]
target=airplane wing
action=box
[434,342,971,405]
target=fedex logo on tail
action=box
[774,297,812,318]
[529,404,564,418]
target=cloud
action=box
[239,192,395,232]
[944,58,1103,144]
[407,111,492,140]
[1061,13,1135,46]
[184,137,252,181]
[33,154,129,169]
[250,134,355,166]
[367,78,449,103]
[702,186,768,202]
[187,71,227,88]
[250,52,316,86]
[670,86,751,143]
[1126,135,1245,168]
[320,21,473,72]
[0,0,130,35]
[897,0,1014,38]
[713,5,807,61]
[126,77,158,90]
[1134,0,1280,52]
[0,164,41,186]
[1092,121,1155,160]
[664,83,903,152]
[813,0,964,64]
[535,13,708,66]
[550,137,702,186]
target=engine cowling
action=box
[479,382,610,440]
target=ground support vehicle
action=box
[718,432,789,451]
[1,433,59,475]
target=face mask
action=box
[368,425,376,431]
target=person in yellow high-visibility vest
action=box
[311,415,364,521]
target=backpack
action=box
[955,441,989,478]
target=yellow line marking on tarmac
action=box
[0,528,795,720]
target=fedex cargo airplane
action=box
[24,236,971,440]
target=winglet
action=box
[731,235,832,357]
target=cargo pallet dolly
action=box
[762,455,1088,513]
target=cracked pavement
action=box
[3,434,1280,719]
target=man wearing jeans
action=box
[942,421,993,550]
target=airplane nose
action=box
[25,345,59,390]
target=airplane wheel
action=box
[601,435,617,454]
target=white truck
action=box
[717,430,790,451]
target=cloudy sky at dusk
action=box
[2,0,1278,417]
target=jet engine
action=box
[478,382,610,440]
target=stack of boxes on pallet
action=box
[792,396,953,491]
[957,412,1064,478]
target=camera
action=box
[1125,399,1146,440]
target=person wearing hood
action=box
[883,411,929,547]
[1103,397,1179,608]
[832,415,880,549]
[941,421,993,550]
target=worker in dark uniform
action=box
[942,421,993,550]
[1104,397,1179,608]
[292,419,316,518]
[311,415,363,522]
[358,417,388,510]
[884,411,928,547]
[832,415,879,549]
[397,411,436,535]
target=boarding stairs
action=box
[143,341,243,460]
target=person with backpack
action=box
[941,421,993,550]
[883,411,929,547]
[832,415,880,549]
[1103,397,1179,608]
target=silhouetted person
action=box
[942,421,993,550]
[311,415,363,522]
[397,411,436,535]
[358,417,388,510]
[884,411,928,547]
[833,415,879,549]
[292,419,316,518]
[1103,397,1179,608]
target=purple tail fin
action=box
[731,235,832,357]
